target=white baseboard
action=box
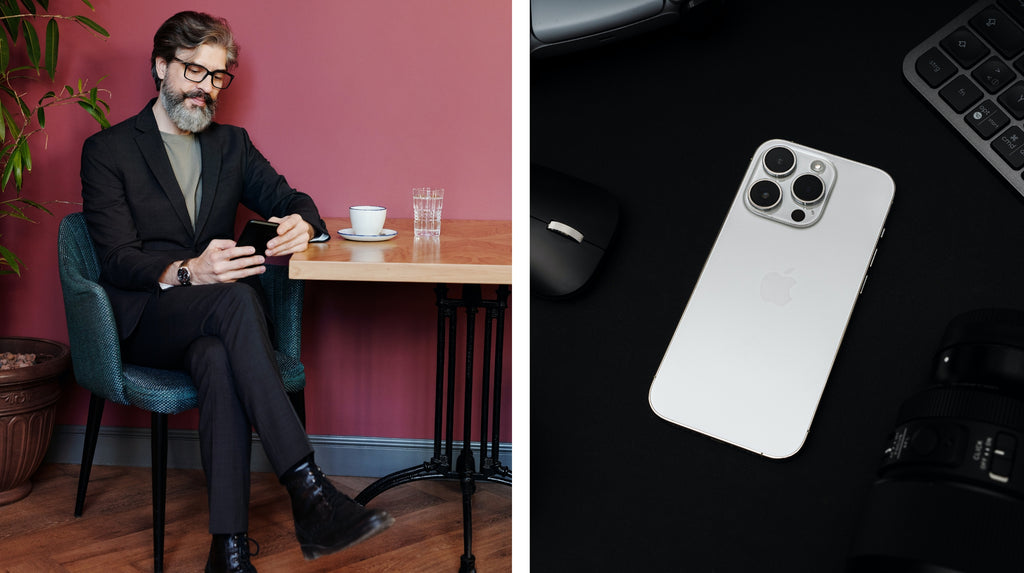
[45,425,512,479]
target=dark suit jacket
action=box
[81,99,329,339]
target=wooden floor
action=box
[0,464,511,572]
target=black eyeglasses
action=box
[171,57,235,89]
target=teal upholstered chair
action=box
[57,212,306,573]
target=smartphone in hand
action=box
[236,219,279,256]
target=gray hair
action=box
[150,11,238,90]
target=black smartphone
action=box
[236,219,279,256]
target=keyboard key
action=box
[998,0,1024,26]
[942,27,991,67]
[971,7,1024,58]
[916,47,958,87]
[940,75,984,112]
[972,56,1016,92]
[998,80,1024,117]
[992,125,1024,168]
[966,100,1010,138]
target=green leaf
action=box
[0,1,20,41]
[15,93,29,118]
[22,19,39,69]
[3,201,27,219]
[73,15,108,37]
[2,103,15,134]
[12,143,22,189]
[18,0,36,15]
[0,29,8,73]
[77,0,91,9]
[36,105,43,127]
[3,143,20,190]
[0,244,23,276]
[37,89,54,104]
[37,0,46,9]
[43,17,56,80]
[77,99,107,128]
[18,198,51,214]
[18,137,30,173]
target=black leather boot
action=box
[280,455,395,560]
[205,533,260,573]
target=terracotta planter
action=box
[0,337,69,505]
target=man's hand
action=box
[187,239,265,285]
[266,214,313,257]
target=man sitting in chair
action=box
[80,11,393,572]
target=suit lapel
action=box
[134,101,194,236]
[195,128,221,238]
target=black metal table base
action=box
[355,284,511,573]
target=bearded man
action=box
[80,11,392,573]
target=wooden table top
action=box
[288,218,512,284]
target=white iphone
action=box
[649,139,894,459]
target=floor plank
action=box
[0,464,511,572]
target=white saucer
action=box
[338,228,398,242]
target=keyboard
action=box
[904,0,1024,197]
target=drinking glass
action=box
[412,187,444,237]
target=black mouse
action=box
[531,164,619,298]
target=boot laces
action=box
[229,534,260,568]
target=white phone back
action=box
[649,140,894,459]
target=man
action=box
[80,11,392,572]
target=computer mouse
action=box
[530,0,718,58]
[531,164,619,298]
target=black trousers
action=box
[122,280,313,534]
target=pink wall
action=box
[0,1,512,441]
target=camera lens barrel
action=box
[879,387,1023,494]
[848,309,1024,572]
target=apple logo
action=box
[760,268,797,306]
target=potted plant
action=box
[0,0,109,505]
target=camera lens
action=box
[763,146,796,177]
[848,309,1024,573]
[792,174,825,204]
[748,180,781,210]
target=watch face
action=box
[177,265,191,285]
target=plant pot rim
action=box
[0,337,71,383]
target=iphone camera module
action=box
[744,145,836,228]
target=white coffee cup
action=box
[350,205,387,236]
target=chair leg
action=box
[152,412,168,573]
[289,389,307,429]
[74,394,105,517]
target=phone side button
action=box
[860,275,869,295]
[869,249,878,268]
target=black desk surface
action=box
[530,1,1024,571]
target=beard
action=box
[160,81,217,133]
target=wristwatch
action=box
[177,259,193,286]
